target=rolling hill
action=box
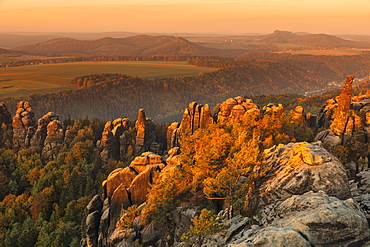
[12,35,246,57]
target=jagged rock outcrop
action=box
[256,190,369,246]
[12,101,37,149]
[98,109,157,162]
[86,195,103,247]
[246,142,350,211]
[41,119,65,159]
[30,112,60,153]
[86,151,174,246]
[98,118,133,162]
[135,109,156,156]
[167,97,260,150]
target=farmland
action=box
[0,61,217,98]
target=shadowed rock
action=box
[12,101,37,149]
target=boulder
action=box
[246,142,351,211]
[227,226,311,247]
[257,190,370,247]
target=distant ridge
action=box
[256,30,358,48]
[12,35,246,57]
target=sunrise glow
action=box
[0,0,369,34]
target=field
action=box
[0,61,217,98]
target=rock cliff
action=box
[84,149,182,247]
[98,109,157,162]
[12,101,37,149]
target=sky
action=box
[0,0,369,35]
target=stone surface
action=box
[109,184,131,235]
[100,118,133,162]
[30,112,59,153]
[130,165,161,205]
[12,101,37,149]
[86,211,101,247]
[41,119,65,159]
[87,195,103,215]
[134,108,156,156]
[227,226,311,247]
[246,142,350,211]
[257,190,370,247]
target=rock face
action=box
[167,97,261,149]
[246,142,351,211]
[256,191,369,247]
[12,101,37,149]
[98,109,157,162]
[134,109,156,156]
[98,118,133,162]
[85,150,176,246]
[30,112,60,153]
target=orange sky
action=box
[0,0,369,35]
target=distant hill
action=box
[255,30,360,48]
[289,33,357,48]
[258,30,299,43]
[238,52,370,81]
[12,35,246,57]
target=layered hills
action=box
[8,31,370,59]
[12,35,246,57]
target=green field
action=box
[0,61,217,98]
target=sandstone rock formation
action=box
[12,101,37,149]
[246,142,350,211]
[256,190,369,246]
[135,109,156,156]
[166,97,260,150]
[98,109,158,162]
[98,118,133,162]
[30,112,60,153]
[85,150,178,246]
